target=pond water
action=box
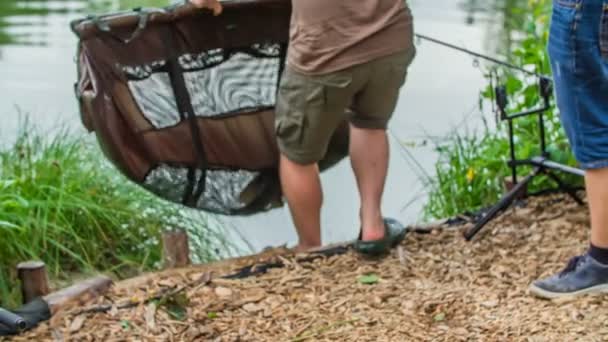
[0,0,528,254]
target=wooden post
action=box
[17,261,50,304]
[162,230,190,268]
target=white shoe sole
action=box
[529,283,608,300]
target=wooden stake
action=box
[17,261,50,304]
[162,230,190,268]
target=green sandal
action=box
[354,218,408,256]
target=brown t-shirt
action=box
[288,0,414,75]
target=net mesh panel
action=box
[124,44,281,128]
[143,165,260,213]
[126,43,285,214]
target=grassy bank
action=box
[423,0,583,219]
[0,123,237,308]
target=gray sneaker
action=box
[529,253,608,299]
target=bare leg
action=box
[587,167,608,248]
[349,125,389,241]
[279,154,323,251]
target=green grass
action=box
[423,124,507,219]
[0,122,238,308]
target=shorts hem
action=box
[350,119,388,130]
[278,144,323,165]
[580,159,608,170]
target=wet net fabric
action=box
[184,52,279,118]
[126,44,284,214]
[143,165,260,213]
[124,45,281,129]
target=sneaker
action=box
[529,253,608,299]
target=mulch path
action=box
[7,194,608,341]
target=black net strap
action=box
[152,25,288,211]
[162,26,208,206]
[277,42,288,89]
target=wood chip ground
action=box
[7,194,608,341]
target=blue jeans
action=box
[549,0,608,169]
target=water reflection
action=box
[0,0,170,47]
[459,0,531,56]
[0,0,534,47]
[0,1,77,46]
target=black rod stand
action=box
[463,78,585,241]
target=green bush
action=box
[423,0,582,220]
[0,123,237,308]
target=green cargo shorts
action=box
[275,49,416,165]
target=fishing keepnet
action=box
[71,0,349,216]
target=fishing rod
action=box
[414,33,553,82]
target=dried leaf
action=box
[398,246,407,265]
[215,287,233,297]
[51,329,64,342]
[109,305,119,317]
[158,279,177,288]
[481,300,499,308]
[145,303,157,330]
[243,303,262,313]
[68,316,86,332]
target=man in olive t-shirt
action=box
[191,0,416,254]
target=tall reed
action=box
[0,123,237,308]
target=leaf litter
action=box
[7,193,608,341]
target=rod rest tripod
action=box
[463,77,585,241]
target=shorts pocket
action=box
[383,49,415,87]
[551,0,580,27]
[390,52,414,87]
[548,0,580,63]
[311,73,352,115]
[276,70,315,146]
[275,114,305,146]
[600,4,608,60]
[555,0,578,8]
